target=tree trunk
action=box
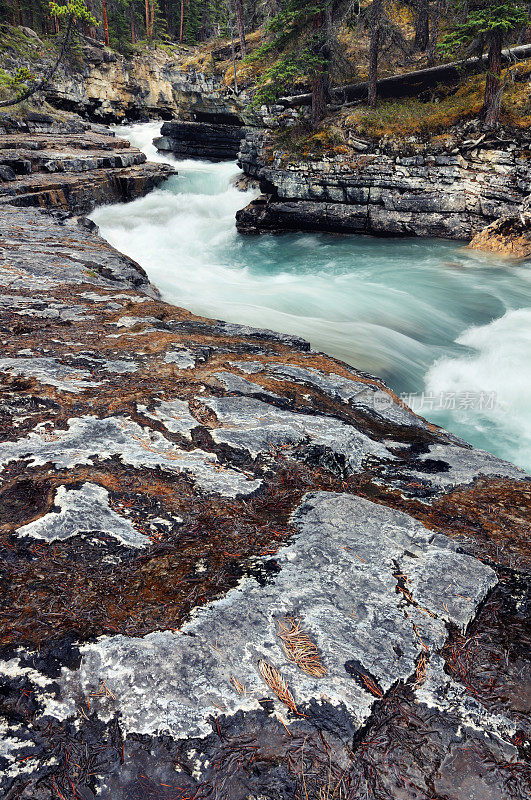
[368,0,383,107]
[233,0,246,56]
[87,0,96,39]
[199,3,209,40]
[130,2,136,43]
[311,72,329,128]
[102,0,110,45]
[414,0,429,51]
[427,0,442,65]
[227,0,239,92]
[180,0,185,42]
[483,29,503,129]
[310,10,330,128]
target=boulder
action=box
[468,213,531,259]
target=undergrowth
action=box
[344,63,531,137]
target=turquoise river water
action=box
[91,122,531,472]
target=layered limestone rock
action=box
[155,118,250,161]
[48,45,255,125]
[237,128,531,240]
[0,113,174,212]
[0,121,529,798]
[0,28,254,124]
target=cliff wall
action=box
[237,127,531,240]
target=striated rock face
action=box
[0,114,174,212]
[155,118,250,161]
[237,129,531,239]
[47,42,257,125]
[0,122,529,799]
[469,212,531,258]
[0,29,254,124]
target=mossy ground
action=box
[267,62,531,164]
[344,61,531,137]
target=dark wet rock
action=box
[155,119,250,161]
[0,119,529,800]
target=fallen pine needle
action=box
[277,617,327,677]
[258,659,298,713]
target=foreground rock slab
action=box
[0,134,529,799]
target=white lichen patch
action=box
[268,364,423,427]
[115,316,161,328]
[80,292,150,303]
[163,348,196,369]
[0,415,261,497]
[51,493,496,741]
[228,361,265,374]
[0,295,92,322]
[214,372,282,400]
[0,265,61,290]
[15,482,149,548]
[203,394,391,469]
[138,399,197,437]
[75,353,139,373]
[411,443,527,489]
[0,357,101,392]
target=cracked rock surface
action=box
[0,119,529,800]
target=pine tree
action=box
[0,0,99,107]
[441,0,530,128]
[250,0,350,127]
[368,0,383,107]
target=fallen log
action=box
[277,43,531,108]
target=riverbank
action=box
[95,122,531,473]
[0,113,530,799]
[0,113,174,211]
[236,123,531,241]
[2,23,529,247]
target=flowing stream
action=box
[91,122,531,472]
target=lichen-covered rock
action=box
[0,124,529,799]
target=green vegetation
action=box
[268,59,530,164]
[0,0,529,128]
[0,1,98,107]
[440,1,529,127]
